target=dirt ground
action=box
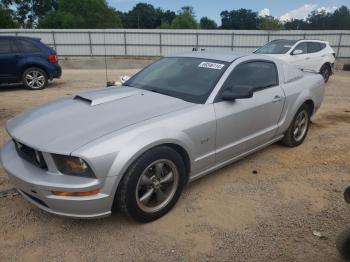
[0,66,350,261]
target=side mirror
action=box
[292,49,303,55]
[221,85,254,101]
[120,75,131,84]
[108,75,131,87]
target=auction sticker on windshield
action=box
[198,62,225,70]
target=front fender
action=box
[72,125,196,180]
[108,127,195,179]
[72,126,196,203]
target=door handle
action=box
[272,95,282,103]
[305,57,311,60]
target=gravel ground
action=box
[0,65,350,261]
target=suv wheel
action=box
[320,64,331,83]
[116,146,186,222]
[337,228,350,260]
[22,67,48,90]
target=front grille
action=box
[14,140,47,169]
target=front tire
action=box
[320,64,331,83]
[22,67,48,90]
[337,228,350,260]
[116,146,186,222]
[281,104,311,147]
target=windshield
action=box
[125,57,228,104]
[255,40,297,54]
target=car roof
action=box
[297,39,328,43]
[0,35,40,41]
[167,51,249,62]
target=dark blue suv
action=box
[0,36,62,90]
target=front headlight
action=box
[52,154,95,178]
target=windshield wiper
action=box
[147,89,171,96]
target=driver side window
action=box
[227,61,278,89]
[216,61,278,102]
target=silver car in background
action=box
[0,52,325,222]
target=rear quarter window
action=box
[0,39,12,54]
[307,42,324,53]
[15,39,41,53]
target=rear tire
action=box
[337,228,350,260]
[116,146,186,222]
[281,104,311,147]
[320,64,331,83]
[22,67,48,90]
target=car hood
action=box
[6,86,193,154]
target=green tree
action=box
[258,16,284,30]
[38,0,122,28]
[329,6,350,29]
[305,9,331,29]
[122,3,158,29]
[284,19,306,30]
[220,9,258,29]
[0,6,19,28]
[170,6,198,29]
[170,12,198,29]
[180,6,195,17]
[297,6,350,30]
[2,0,58,28]
[156,8,176,28]
[200,17,217,29]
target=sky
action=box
[107,0,349,23]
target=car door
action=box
[214,60,285,163]
[0,38,18,82]
[306,42,324,71]
[289,42,310,70]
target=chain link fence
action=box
[1,29,349,58]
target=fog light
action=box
[344,187,350,204]
[52,188,100,197]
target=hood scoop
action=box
[74,87,143,106]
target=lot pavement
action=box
[0,66,350,261]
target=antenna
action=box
[104,30,109,85]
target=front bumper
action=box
[0,141,116,219]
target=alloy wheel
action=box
[293,110,309,142]
[136,159,179,213]
[25,70,46,89]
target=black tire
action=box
[281,104,311,147]
[22,67,48,90]
[337,228,350,260]
[116,146,186,222]
[320,64,331,83]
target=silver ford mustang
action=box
[0,52,325,222]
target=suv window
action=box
[294,42,307,54]
[15,39,41,53]
[0,39,12,54]
[221,61,278,96]
[307,42,324,53]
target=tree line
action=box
[1,0,350,30]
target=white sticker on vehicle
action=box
[198,62,225,70]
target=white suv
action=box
[255,39,335,82]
